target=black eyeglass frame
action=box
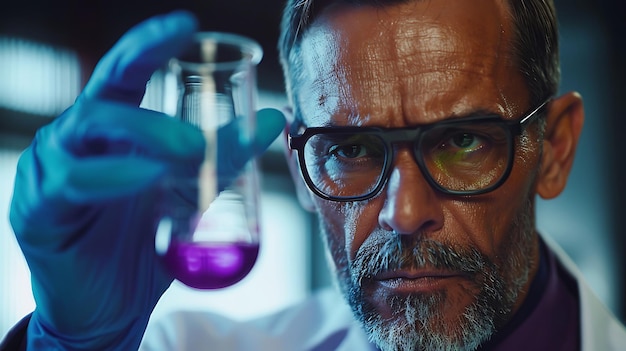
[288,99,551,201]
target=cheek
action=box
[454,142,540,256]
[498,137,541,218]
[314,197,383,262]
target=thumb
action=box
[81,10,198,104]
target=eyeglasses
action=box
[288,99,550,201]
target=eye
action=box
[448,132,483,151]
[329,144,368,159]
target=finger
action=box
[81,10,198,105]
[9,144,167,244]
[34,135,194,204]
[30,129,171,203]
[217,108,286,181]
[57,100,205,162]
[227,108,286,165]
[62,157,167,203]
[253,108,288,154]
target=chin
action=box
[336,238,527,351]
[351,285,499,351]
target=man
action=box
[272,0,625,349]
[2,1,625,351]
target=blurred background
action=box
[1,0,625,337]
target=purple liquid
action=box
[163,240,259,289]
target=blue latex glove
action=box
[9,11,285,350]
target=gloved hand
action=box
[9,10,285,350]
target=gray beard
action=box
[321,199,535,351]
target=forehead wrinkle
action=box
[396,23,506,116]
[300,13,403,127]
[297,0,526,128]
[297,21,344,126]
[374,5,512,125]
[347,34,402,126]
[492,9,526,118]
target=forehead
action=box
[296,0,529,127]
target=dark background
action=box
[0,0,288,93]
[0,1,623,107]
[0,0,625,322]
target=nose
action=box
[378,149,444,235]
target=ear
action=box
[281,106,317,212]
[536,92,584,199]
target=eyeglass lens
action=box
[301,121,512,199]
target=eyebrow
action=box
[321,109,505,128]
[446,108,505,121]
[297,105,507,129]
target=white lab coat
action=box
[545,236,626,351]
[140,237,626,351]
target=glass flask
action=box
[154,32,263,289]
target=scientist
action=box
[3,0,626,350]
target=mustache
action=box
[351,233,489,282]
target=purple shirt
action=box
[477,238,581,350]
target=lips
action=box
[373,269,468,292]
[375,269,461,280]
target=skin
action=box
[285,0,585,348]
[302,0,537,313]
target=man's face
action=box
[294,1,543,350]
